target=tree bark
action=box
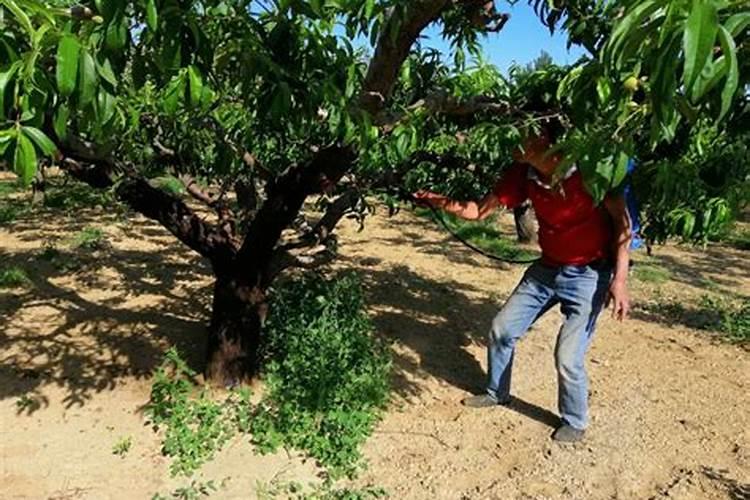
[513,200,537,243]
[204,277,268,387]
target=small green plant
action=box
[632,264,671,284]
[15,394,34,411]
[152,478,228,500]
[250,274,391,479]
[154,176,187,196]
[256,478,387,500]
[0,266,30,288]
[44,182,116,210]
[70,227,107,250]
[145,349,235,477]
[700,296,750,344]
[37,244,82,272]
[112,436,133,457]
[726,229,750,251]
[638,295,749,344]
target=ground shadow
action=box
[0,216,213,412]
[343,257,560,429]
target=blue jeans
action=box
[486,261,611,430]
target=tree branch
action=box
[116,177,238,262]
[360,0,452,115]
[235,145,356,285]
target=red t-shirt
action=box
[494,163,612,266]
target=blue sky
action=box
[419,4,588,74]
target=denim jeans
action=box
[486,260,612,430]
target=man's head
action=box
[512,117,565,177]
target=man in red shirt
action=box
[415,124,631,442]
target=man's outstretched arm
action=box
[413,190,501,221]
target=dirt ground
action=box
[1,188,748,499]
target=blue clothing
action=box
[486,261,612,430]
[625,159,643,250]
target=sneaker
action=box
[461,394,512,408]
[551,424,585,443]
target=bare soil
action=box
[1,186,748,499]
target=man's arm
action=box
[413,190,500,221]
[603,194,632,321]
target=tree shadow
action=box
[0,220,213,413]
[702,466,750,500]
[343,258,560,429]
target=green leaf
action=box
[146,0,159,32]
[187,66,203,107]
[716,25,738,121]
[13,132,37,186]
[162,74,185,115]
[56,35,80,98]
[725,13,750,37]
[53,104,70,140]
[691,55,727,101]
[21,126,57,156]
[96,56,118,87]
[1,0,34,37]
[95,89,116,125]
[78,50,98,107]
[682,0,719,95]
[105,15,128,51]
[0,62,20,116]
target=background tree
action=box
[1,0,748,385]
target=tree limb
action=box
[360,0,452,115]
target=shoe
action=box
[461,394,512,408]
[551,424,585,443]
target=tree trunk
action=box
[204,277,268,387]
[513,200,537,243]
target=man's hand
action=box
[412,190,448,209]
[607,278,630,321]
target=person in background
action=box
[415,120,631,442]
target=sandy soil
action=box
[1,188,748,499]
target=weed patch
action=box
[112,436,133,457]
[251,274,391,478]
[0,266,30,288]
[70,227,108,251]
[145,349,236,477]
[637,295,749,344]
[154,176,186,196]
[632,264,671,284]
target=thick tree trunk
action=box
[204,277,268,387]
[513,200,538,243]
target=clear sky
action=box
[419,4,588,74]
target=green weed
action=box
[726,229,750,251]
[145,349,235,477]
[700,296,750,344]
[632,264,671,284]
[154,176,186,196]
[70,227,107,250]
[112,436,133,457]
[0,266,30,288]
[152,478,228,500]
[44,182,115,210]
[638,295,749,344]
[15,394,34,410]
[0,179,22,197]
[256,478,387,500]
[37,244,82,272]
[250,274,391,479]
